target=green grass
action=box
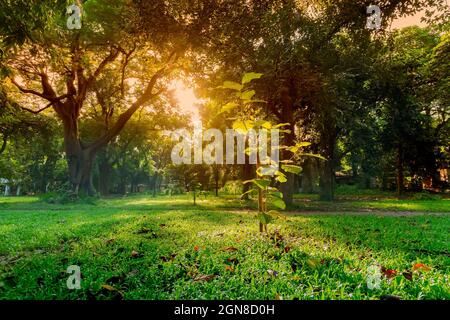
[0,194,449,300]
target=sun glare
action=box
[170,80,202,122]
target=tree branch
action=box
[20,101,54,114]
[87,67,167,153]
[10,78,50,100]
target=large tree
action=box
[0,0,200,194]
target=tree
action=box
[0,0,188,195]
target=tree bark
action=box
[301,158,315,193]
[396,143,404,196]
[319,129,336,201]
[319,159,334,201]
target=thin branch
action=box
[10,78,49,100]
[86,47,121,87]
[20,101,54,114]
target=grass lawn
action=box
[0,194,449,300]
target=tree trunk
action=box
[396,143,404,197]
[319,131,336,201]
[63,117,97,196]
[97,151,111,196]
[301,158,314,193]
[151,173,158,197]
[319,159,334,201]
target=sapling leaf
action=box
[241,72,263,84]
[222,81,243,91]
[281,164,302,174]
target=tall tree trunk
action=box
[151,173,158,197]
[396,143,404,197]
[97,151,111,196]
[319,159,334,201]
[319,130,336,201]
[301,158,314,193]
[63,121,97,196]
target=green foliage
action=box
[413,191,442,201]
[38,183,99,205]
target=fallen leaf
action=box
[402,271,413,281]
[381,267,397,278]
[194,245,199,252]
[226,257,239,264]
[275,293,283,300]
[159,224,166,228]
[222,247,238,252]
[412,263,431,271]
[105,238,115,245]
[193,274,216,282]
[131,250,140,258]
[225,265,234,272]
[100,284,124,300]
[267,269,278,277]
[283,246,291,253]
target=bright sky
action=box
[169,80,202,122]
[391,9,428,29]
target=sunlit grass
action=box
[0,195,448,300]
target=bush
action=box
[39,183,99,204]
[413,191,442,201]
[221,181,242,195]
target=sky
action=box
[391,9,428,29]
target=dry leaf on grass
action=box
[193,274,217,282]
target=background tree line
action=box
[0,0,448,200]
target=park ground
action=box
[0,190,449,300]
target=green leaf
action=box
[241,189,256,198]
[253,179,271,189]
[298,153,326,161]
[269,191,283,199]
[219,102,239,114]
[242,72,263,85]
[281,164,302,174]
[275,171,287,183]
[232,120,254,134]
[273,123,291,129]
[222,81,243,91]
[240,90,256,100]
[289,142,311,154]
[254,120,272,129]
[271,198,286,210]
[244,99,267,104]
